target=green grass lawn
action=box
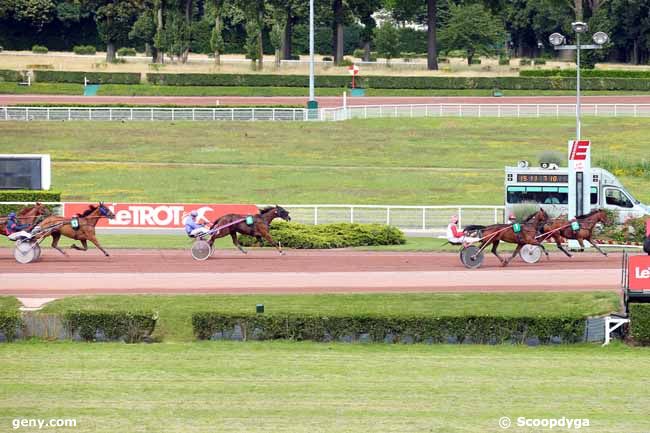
[0,82,84,95]
[0,296,20,312]
[0,117,648,204]
[40,292,619,342]
[0,341,648,433]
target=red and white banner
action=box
[569,140,590,161]
[628,255,650,291]
[63,203,258,229]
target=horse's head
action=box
[596,209,610,225]
[98,202,115,220]
[525,208,548,226]
[275,205,291,222]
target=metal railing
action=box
[321,103,650,121]
[0,106,311,122]
[1,202,505,232]
[3,103,650,122]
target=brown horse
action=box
[466,208,549,266]
[207,205,291,255]
[39,202,115,256]
[0,202,51,236]
[540,209,609,257]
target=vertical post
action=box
[26,107,29,121]
[314,206,318,225]
[213,108,216,121]
[192,108,195,121]
[478,105,481,118]
[252,108,256,121]
[517,105,520,117]
[172,108,175,121]
[350,207,354,223]
[130,108,133,121]
[364,106,368,119]
[576,32,581,141]
[386,208,390,225]
[536,105,540,117]
[634,104,638,117]
[308,0,315,104]
[494,207,498,224]
[425,105,429,117]
[68,108,71,121]
[422,208,426,230]
[151,108,154,121]
[459,105,463,117]
[47,108,50,121]
[556,105,559,118]
[458,207,462,228]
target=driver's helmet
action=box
[8,212,16,219]
[508,213,517,221]
[450,215,458,224]
[190,210,198,217]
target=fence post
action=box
[68,108,71,121]
[422,207,426,230]
[425,105,429,117]
[252,108,255,121]
[192,108,195,121]
[614,105,618,117]
[26,107,30,121]
[556,105,559,118]
[494,207,498,224]
[4,107,7,121]
[47,108,50,121]
[350,207,354,223]
[151,108,154,121]
[386,208,391,225]
[379,105,383,117]
[458,207,462,228]
[478,105,481,118]
[231,109,234,121]
[172,108,175,121]
[272,108,276,121]
[634,105,638,117]
[410,105,413,118]
[459,105,463,117]
[517,105,520,118]
[130,108,133,121]
[314,207,318,225]
[364,106,368,119]
[498,105,501,118]
[536,105,540,117]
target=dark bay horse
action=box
[39,202,115,256]
[208,205,291,255]
[540,209,609,257]
[1,203,50,236]
[466,208,549,266]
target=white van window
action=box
[507,186,597,205]
[605,188,633,208]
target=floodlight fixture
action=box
[592,31,609,45]
[572,21,588,33]
[549,33,565,47]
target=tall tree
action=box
[349,0,381,61]
[384,0,438,70]
[331,0,344,63]
[374,20,401,63]
[210,0,226,65]
[86,0,142,62]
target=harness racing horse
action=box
[207,205,291,255]
[0,203,51,236]
[540,209,610,257]
[465,208,550,266]
[39,202,116,257]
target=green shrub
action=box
[533,58,546,65]
[338,57,354,67]
[447,50,466,58]
[0,190,61,216]
[437,57,450,64]
[519,58,532,66]
[64,311,158,343]
[238,222,405,249]
[0,69,22,82]
[538,150,564,167]
[192,312,586,344]
[322,56,333,62]
[352,48,365,59]
[117,47,137,57]
[499,57,510,66]
[470,58,481,65]
[521,69,650,79]
[0,312,21,342]
[629,304,650,345]
[34,70,141,84]
[73,45,97,55]
[32,45,48,54]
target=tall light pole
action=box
[548,24,609,220]
[307,0,317,113]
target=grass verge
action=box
[0,341,647,433]
[40,292,620,342]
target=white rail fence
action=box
[2,104,650,122]
[321,103,650,121]
[0,106,311,122]
[1,202,505,232]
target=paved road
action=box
[0,249,622,297]
[3,94,650,108]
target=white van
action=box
[505,164,649,223]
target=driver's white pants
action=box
[190,227,210,237]
[448,235,481,245]
[8,231,31,241]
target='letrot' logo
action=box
[635,266,650,279]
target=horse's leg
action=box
[231,232,247,254]
[538,242,550,260]
[504,244,523,266]
[554,234,573,258]
[587,236,608,256]
[50,232,67,256]
[86,235,110,257]
[490,239,505,264]
[259,227,284,255]
[70,239,88,251]
[577,237,585,253]
[256,236,264,247]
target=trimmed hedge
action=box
[73,45,97,55]
[238,222,406,249]
[0,69,22,82]
[0,312,21,342]
[0,190,61,215]
[34,70,141,85]
[146,72,650,91]
[32,45,48,54]
[192,313,586,344]
[630,304,650,345]
[521,69,650,79]
[63,311,158,343]
[117,47,137,57]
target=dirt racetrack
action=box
[0,248,623,297]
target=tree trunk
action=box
[332,0,344,63]
[106,41,116,63]
[214,15,222,65]
[156,1,164,63]
[466,50,473,66]
[258,24,264,69]
[275,48,281,66]
[182,0,192,63]
[426,0,438,70]
[632,39,639,64]
[363,41,370,62]
[282,10,293,60]
[575,0,582,20]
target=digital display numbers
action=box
[516,174,568,183]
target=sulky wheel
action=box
[460,245,484,269]
[14,241,39,264]
[519,245,542,264]
[191,239,212,261]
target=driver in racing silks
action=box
[5,212,32,241]
[184,210,211,238]
[446,215,480,247]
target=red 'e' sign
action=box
[569,140,590,161]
